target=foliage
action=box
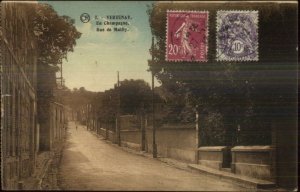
[60,79,160,127]
[201,112,226,146]
[29,3,81,100]
[61,87,96,111]
[154,81,195,124]
[59,87,98,124]
[28,3,82,124]
[119,79,153,114]
[97,88,117,123]
[146,2,297,146]
[94,79,161,123]
[31,3,81,66]
[25,3,81,96]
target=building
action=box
[1,2,39,189]
[1,2,68,189]
[38,73,68,152]
[39,100,67,151]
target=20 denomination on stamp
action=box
[216,10,259,61]
[166,10,208,62]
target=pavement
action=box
[22,151,52,190]
[22,143,64,190]
[41,145,63,190]
[58,121,249,191]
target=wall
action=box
[116,115,198,163]
[39,102,66,151]
[198,146,231,170]
[1,2,38,189]
[120,130,142,150]
[39,101,51,151]
[49,102,66,150]
[145,127,197,163]
[231,146,274,182]
[119,128,198,163]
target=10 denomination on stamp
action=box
[216,10,259,61]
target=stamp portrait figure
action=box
[216,10,259,61]
[166,11,208,62]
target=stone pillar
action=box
[115,117,121,145]
[195,110,199,163]
[231,151,236,173]
[141,114,146,151]
[105,123,108,140]
[270,122,277,183]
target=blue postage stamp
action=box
[216,10,259,61]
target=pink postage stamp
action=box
[166,10,208,62]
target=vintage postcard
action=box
[1,0,298,191]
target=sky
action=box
[43,1,156,92]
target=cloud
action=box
[77,22,92,37]
[122,25,139,43]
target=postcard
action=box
[1,0,298,191]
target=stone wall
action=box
[198,146,231,170]
[145,127,197,163]
[120,130,142,150]
[231,146,274,182]
[115,114,198,163]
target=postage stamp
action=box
[166,10,208,62]
[216,10,259,61]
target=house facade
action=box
[1,2,68,189]
[1,2,38,189]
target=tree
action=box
[119,79,153,114]
[27,3,82,126]
[27,3,82,99]
[147,2,297,146]
[62,87,96,111]
[87,79,161,130]
[32,3,81,66]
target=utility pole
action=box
[60,62,63,86]
[141,103,146,151]
[151,36,157,158]
[117,71,121,146]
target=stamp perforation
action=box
[165,10,209,63]
[216,10,259,62]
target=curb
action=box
[188,164,276,190]
[92,132,281,191]
[38,158,53,190]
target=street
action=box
[58,122,246,191]
[2,2,297,190]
